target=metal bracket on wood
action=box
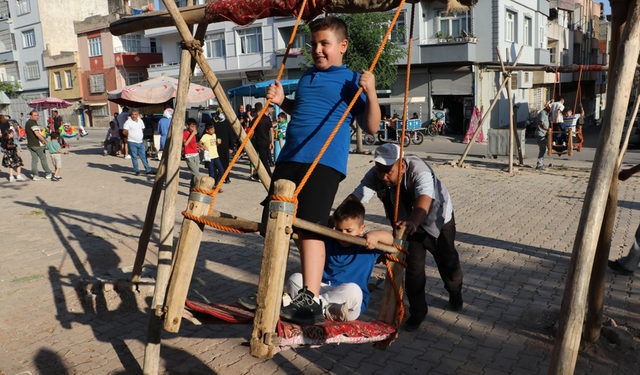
[269,201,295,216]
[188,191,213,205]
[263,332,282,346]
[393,238,408,250]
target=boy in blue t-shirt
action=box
[263,16,381,324]
[285,200,393,322]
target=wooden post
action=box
[161,0,270,191]
[548,1,640,373]
[142,39,193,375]
[507,81,515,173]
[585,0,638,344]
[458,46,523,166]
[163,176,216,333]
[131,149,168,283]
[567,128,573,156]
[250,180,296,359]
[548,125,554,156]
[378,227,408,326]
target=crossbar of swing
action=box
[199,211,403,256]
[485,64,640,72]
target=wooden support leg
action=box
[547,1,640,373]
[163,176,216,333]
[250,180,296,359]
[568,130,573,156]
[142,43,193,375]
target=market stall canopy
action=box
[107,73,215,107]
[28,97,73,109]
[109,0,476,36]
[228,79,299,98]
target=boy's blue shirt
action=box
[277,65,367,176]
[323,237,381,313]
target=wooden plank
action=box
[548,1,640,373]
[163,175,217,333]
[250,180,296,359]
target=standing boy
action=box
[536,101,552,170]
[198,122,225,188]
[45,132,69,181]
[252,102,274,178]
[262,16,380,324]
[117,107,130,159]
[183,118,200,189]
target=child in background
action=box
[2,128,25,182]
[183,118,200,189]
[274,112,287,162]
[198,122,225,190]
[45,132,68,181]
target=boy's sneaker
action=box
[280,287,325,324]
[135,171,141,176]
[9,176,16,182]
[237,294,258,311]
[16,175,26,181]
[449,292,463,311]
[45,174,52,179]
[607,260,634,276]
[324,303,349,322]
[51,176,60,182]
[146,170,156,175]
[125,155,131,159]
[32,176,40,181]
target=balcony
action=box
[573,30,583,45]
[275,48,307,70]
[0,48,16,62]
[419,40,478,64]
[535,48,550,65]
[114,46,163,66]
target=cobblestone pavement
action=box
[1,132,639,374]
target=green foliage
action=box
[299,13,407,89]
[0,81,21,96]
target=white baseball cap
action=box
[371,143,401,166]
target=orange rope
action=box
[197,0,309,215]
[392,3,415,228]
[182,211,256,234]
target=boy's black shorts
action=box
[262,161,344,228]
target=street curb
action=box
[0,353,32,375]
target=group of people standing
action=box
[535,95,584,170]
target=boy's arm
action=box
[358,70,381,135]
[364,230,394,250]
[619,163,640,181]
[183,132,196,147]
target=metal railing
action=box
[149,61,180,69]
[114,46,162,54]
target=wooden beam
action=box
[161,0,271,190]
[142,43,194,375]
[458,46,524,167]
[163,176,217,333]
[250,180,296,359]
[548,0,640,373]
[485,64,640,72]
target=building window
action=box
[524,17,532,46]
[54,71,61,89]
[439,11,467,38]
[506,10,516,42]
[174,0,187,7]
[0,30,16,52]
[88,37,102,57]
[16,0,30,15]
[150,38,157,53]
[120,34,141,53]
[126,72,144,85]
[22,29,35,48]
[89,73,105,93]
[65,70,73,88]
[93,105,109,117]
[0,1,10,20]
[391,11,406,44]
[24,61,39,80]
[205,32,225,58]
[238,28,262,54]
[549,47,556,64]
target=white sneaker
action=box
[324,303,349,322]
[9,176,16,182]
[125,155,131,159]
[16,175,26,181]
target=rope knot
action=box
[182,40,203,54]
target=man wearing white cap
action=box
[347,143,463,331]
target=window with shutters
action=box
[89,73,105,93]
[24,61,39,80]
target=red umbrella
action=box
[107,73,215,107]
[28,97,73,109]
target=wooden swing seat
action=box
[183,299,396,352]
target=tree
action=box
[0,81,22,96]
